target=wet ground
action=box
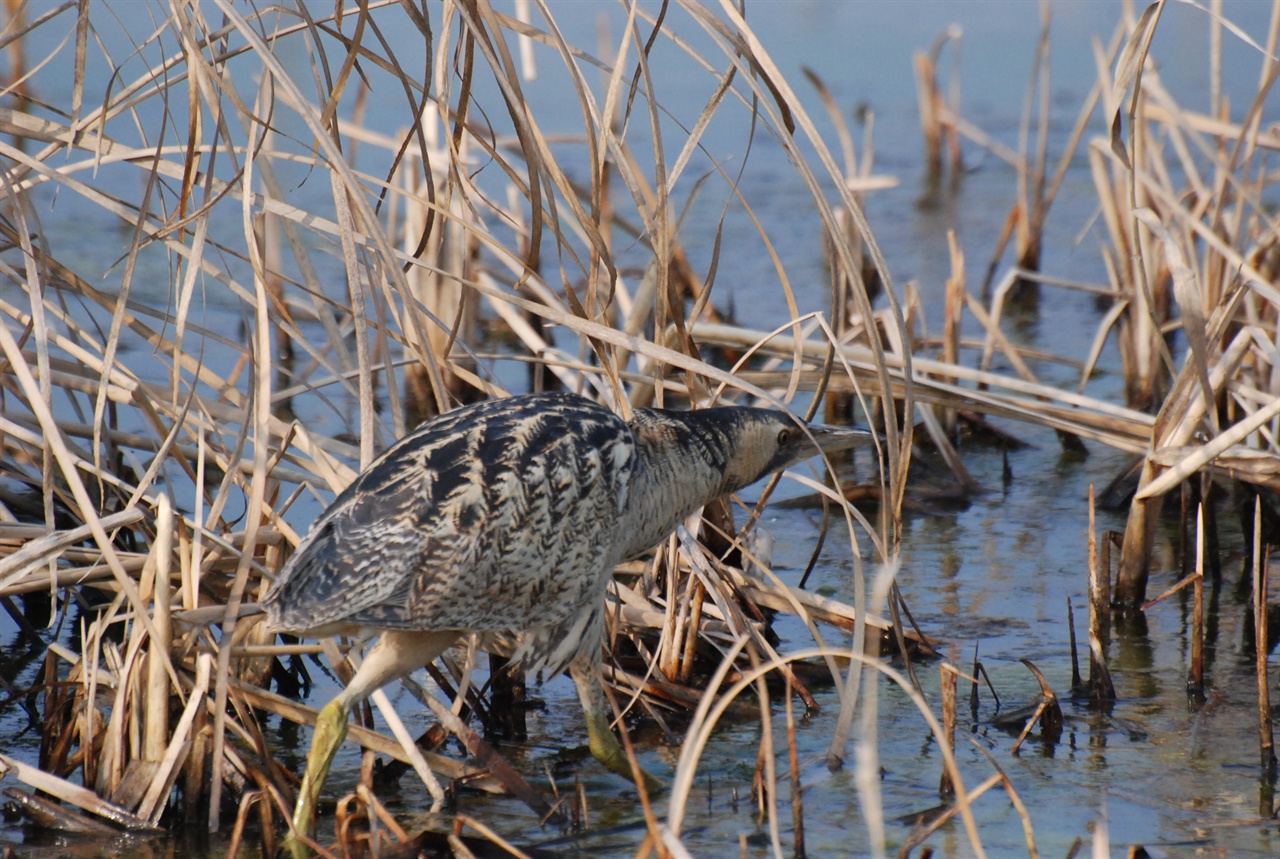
[2,1,1278,856]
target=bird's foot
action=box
[281,830,317,859]
[584,710,663,796]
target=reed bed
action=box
[0,1,910,855]
[0,1,1277,857]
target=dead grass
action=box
[0,1,903,854]
[0,1,1278,857]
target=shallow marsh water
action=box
[2,1,1279,856]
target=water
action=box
[2,1,1278,856]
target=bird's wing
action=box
[263,394,635,636]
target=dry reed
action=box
[0,0,903,854]
[1,1,1278,857]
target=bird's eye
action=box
[777,428,792,445]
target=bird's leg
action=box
[568,658,662,795]
[284,630,458,859]
[286,696,350,858]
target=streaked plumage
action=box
[266,394,634,673]
[264,391,868,856]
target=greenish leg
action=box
[569,659,662,795]
[283,698,350,859]
[281,630,458,858]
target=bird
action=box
[261,390,869,853]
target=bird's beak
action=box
[808,425,875,456]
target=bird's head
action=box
[621,404,875,558]
[724,409,872,492]
[648,406,872,497]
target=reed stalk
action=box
[1253,498,1276,778]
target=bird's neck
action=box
[617,411,743,560]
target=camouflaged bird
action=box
[262,391,868,856]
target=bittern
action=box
[262,391,867,852]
